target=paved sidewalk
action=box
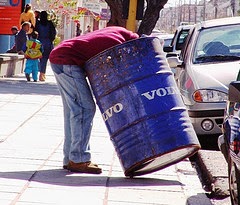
[0,66,212,205]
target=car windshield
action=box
[193,24,240,64]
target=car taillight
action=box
[230,139,240,154]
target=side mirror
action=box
[164,46,173,53]
[167,56,183,68]
[166,52,178,58]
[228,81,240,102]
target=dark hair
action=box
[34,10,41,18]
[31,31,39,39]
[40,11,48,26]
[24,4,31,13]
[11,26,18,31]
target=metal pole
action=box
[126,0,137,32]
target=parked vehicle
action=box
[164,24,193,56]
[155,34,174,51]
[167,17,240,135]
[218,81,240,205]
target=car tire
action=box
[228,156,240,205]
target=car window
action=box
[193,25,240,63]
[175,30,190,50]
[170,30,178,47]
[179,27,195,61]
[164,38,172,47]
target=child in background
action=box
[23,31,43,82]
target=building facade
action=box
[158,0,239,33]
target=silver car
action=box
[168,17,240,135]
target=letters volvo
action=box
[102,103,123,121]
[141,86,179,100]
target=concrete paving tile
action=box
[107,201,162,205]
[0,149,55,163]
[0,179,28,190]
[5,134,62,151]
[1,192,20,200]
[0,148,53,165]
[0,183,24,193]
[15,202,52,205]
[0,157,44,166]
[43,154,63,166]
[0,104,39,117]
[36,105,63,115]
[0,94,16,101]
[107,188,186,205]
[93,153,117,168]
[0,165,42,173]
[0,199,14,205]
[17,186,105,204]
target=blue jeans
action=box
[51,63,96,165]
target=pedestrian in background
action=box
[23,31,43,82]
[34,9,41,28]
[83,25,91,34]
[35,10,56,81]
[49,26,139,174]
[19,4,35,36]
[76,22,82,36]
[15,22,31,54]
[6,26,19,53]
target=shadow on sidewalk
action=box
[0,168,183,187]
[0,77,60,96]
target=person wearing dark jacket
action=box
[35,10,56,81]
[6,26,19,53]
[15,22,31,54]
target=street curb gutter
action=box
[195,150,230,198]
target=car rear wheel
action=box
[228,157,240,205]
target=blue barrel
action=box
[85,37,200,177]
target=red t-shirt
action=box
[49,26,139,66]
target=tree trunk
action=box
[137,0,168,35]
[104,0,168,35]
[105,0,127,27]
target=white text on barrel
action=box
[102,103,123,121]
[141,86,178,100]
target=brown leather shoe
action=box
[63,162,98,170]
[67,161,102,174]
